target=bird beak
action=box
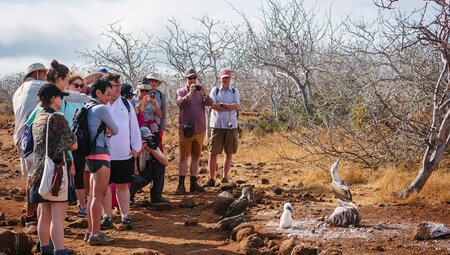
[287,207,292,213]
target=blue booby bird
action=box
[279,202,293,229]
[329,158,361,227]
[222,186,252,219]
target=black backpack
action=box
[72,103,105,157]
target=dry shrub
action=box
[367,166,450,204]
[299,169,329,191]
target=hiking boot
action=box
[87,232,115,246]
[151,195,170,203]
[121,215,133,229]
[203,178,216,187]
[190,179,205,192]
[221,177,229,184]
[174,184,186,195]
[100,215,113,229]
[78,208,87,217]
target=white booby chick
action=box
[223,186,252,219]
[279,202,293,229]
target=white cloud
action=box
[0,0,431,75]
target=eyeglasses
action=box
[187,76,197,80]
[140,89,150,93]
[71,83,84,89]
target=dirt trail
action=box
[0,121,449,255]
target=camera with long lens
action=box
[228,122,232,128]
[145,139,158,150]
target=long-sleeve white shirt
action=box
[108,97,142,160]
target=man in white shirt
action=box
[101,73,142,229]
[12,63,47,234]
[203,68,240,187]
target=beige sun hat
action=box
[22,63,47,83]
[146,72,163,82]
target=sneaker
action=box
[190,181,205,192]
[87,232,115,246]
[23,224,38,234]
[78,208,87,217]
[221,177,229,184]
[174,184,186,195]
[25,214,38,226]
[84,233,91,242]
[203,178,216,187]
[100,215,113,229]
[122,215,133,229]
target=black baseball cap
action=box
[184,68,197,78]
[121,83,136,97]
[38,84,70,100]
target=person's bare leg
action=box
[208,154,218,180]
[178,156,189,176]
[37,203,51,246]
[75,189,86,209]
[102,185,112,219]
[190,156,200,176]
[89,166,110,234]
[115,183,130,218]
[87,174,94,233]
[49,202,68,250]
[223,153,233,179]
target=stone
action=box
[278,237,297,255]
[245,248,261,255]
[329,205,361,227]
[179,198,197,208]
[213,191,235,216]
[236,180,247,184]
[291,244,319,255]
[0,212,4,221]
[218,214,249,232]
[261,178,270,185]
[184,219,198,227]
[7,218,20,226]
[198,167,207,174]
[236,227,254,242]
[273,187,284,195]
[231,223,255,241]
[129,248,159,255]
[220,183,237,191]
[373,245,385,252]
[67,218,88,229]
[0,229,34,255]
[240,234,264,252]
[413,221,450,240]
[151,202,174,211]
[319,248,343,255]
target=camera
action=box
[195,85,201,91]
[149,91,156,99]
[145,139,158,150]
[228,122,233,128]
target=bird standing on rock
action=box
[279,202,293,229]
[329,158,361,227]
[222,186,252,219]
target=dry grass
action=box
[0,115,14,123]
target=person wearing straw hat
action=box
[12,62,47,234]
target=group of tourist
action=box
[12,61,240,254]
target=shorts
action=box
[179,130,205,157]
[109,157,135,184]
[72,151,87,189]
[209,128,239,154]
[87,159,111,174]
[17,145,33,177]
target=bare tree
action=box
[373,0,450,195]
[0,72,23,115]
[78,23,156,85]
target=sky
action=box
[0,0,426,76]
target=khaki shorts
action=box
[17,145,34,176]
[209,128,238,154]
[179,130,205,157]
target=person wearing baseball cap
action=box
[129,127,169,204]
[12,62,48,234]
[203,68,241,188]
[174,67,213,195]
[121,83,136,100]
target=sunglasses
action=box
[71,83,84,89]
[187,76,197,80]
[140,89,150,93]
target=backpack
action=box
[121,96,131,112]
[72,103,105,157]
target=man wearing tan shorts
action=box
[204,68,240,187]
[175,68,213,194]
